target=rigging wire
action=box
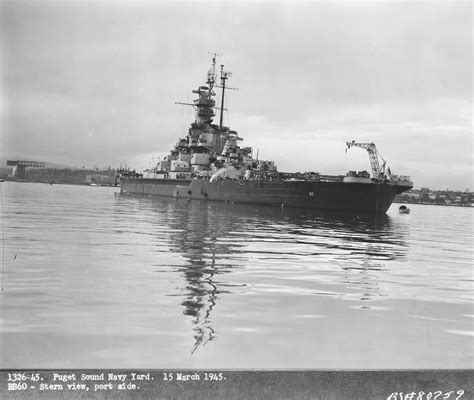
[225,90,230,129]
[215,90,221,126]
[1,181,5,291]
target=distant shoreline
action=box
[2,180,471,208]
[0,179,116,188]
[394,201,471,208]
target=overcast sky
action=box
[1,0,472,190]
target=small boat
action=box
[399,205,410,214]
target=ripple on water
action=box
[0,184,472,368]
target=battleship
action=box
[117,56,413,214]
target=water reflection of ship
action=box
[134,196,409,349]
[336,213,409,304]
[279,207,409,304]
[165,199,241,353]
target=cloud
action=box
[1,0,472,190]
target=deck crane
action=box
[345,141,388,181]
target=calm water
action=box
[0,181,472,368]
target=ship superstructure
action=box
[147,56,272,182]
[117,56,413,214]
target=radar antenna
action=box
[207,52,222,89]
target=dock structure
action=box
[6,160,45,179]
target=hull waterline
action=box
[119,177,407,214]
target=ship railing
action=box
[318,175,344,182]
[389,174,413,184]
[277,172,344,182]
[116,169,143,178]
[247,170,280,181]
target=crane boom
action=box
[346,140,387,180]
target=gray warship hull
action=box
[119,177,409,214]
[117,56,413,214]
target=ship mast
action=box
[219,65,229,130]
